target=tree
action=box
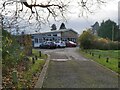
[51,24,57,31]
[79,30,95,49]
[98,19,119,41]
[59,23,66,29]
[0,0,107,32]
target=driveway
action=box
[38,47,118,88]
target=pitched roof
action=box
[32,29,78,35]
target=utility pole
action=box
[112,25,114,42]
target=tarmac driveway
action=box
[40,48,118,88]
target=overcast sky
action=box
[33,0,119,35]
[1,0,119,35]
[63,0,118,34]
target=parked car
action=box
[39,42,47,49]
[34,43,42,48]
[40,41,56,49]
[54,41,66,48]
[66,41,77,47]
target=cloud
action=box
[65,0,118,34]
[1,0,118,35]
[66,18,93,34]
[23,0,119,35]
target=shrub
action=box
[79,30,95,49]
[79,30,120,50]
[2,30,25,75]
[93,39,120,50]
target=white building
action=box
[32,29,78,47]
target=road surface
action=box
[38,47,118,88]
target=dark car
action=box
[39,42,47,49]
[40,41,56,49]
[66,41,77,47]
[48,41,57,49]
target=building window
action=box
[50,39,52,41]
[35,38,38,43]
[53,38,55,40]
[48,34,51,36]
[53,34,57,36]
[39,38,42,43]
[68,38,70,41]
[43,37,45,40]
[46,39,48,41]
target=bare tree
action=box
[0,0,107,32]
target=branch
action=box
[24,3,63,9]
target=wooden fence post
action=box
[32,57,35,64]
[39,51,41,57]
[12,70,18,85]
[106,57,109,63]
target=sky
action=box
[0,0,119,35]
[58,0,118,34]
[31,0,119,35]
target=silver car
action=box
[54,41,66,48]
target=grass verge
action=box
[32,49,47,59]
[78,49,119,73]
[17,49,46,88]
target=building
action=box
[32,29,78,47]
[91,22,99,35]
[118,1,120,29]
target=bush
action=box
[93,39,120,50]
[79,30,95,49]
[79,30,120,50]
[2,30,24,75]
[93,38,109,50]
[109,41,120,50]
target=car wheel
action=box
[58,45,60,48]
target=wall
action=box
[61,30,77,38]
[61,30,78,42]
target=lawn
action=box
[79,49,119,73]
[87,50,119,59]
